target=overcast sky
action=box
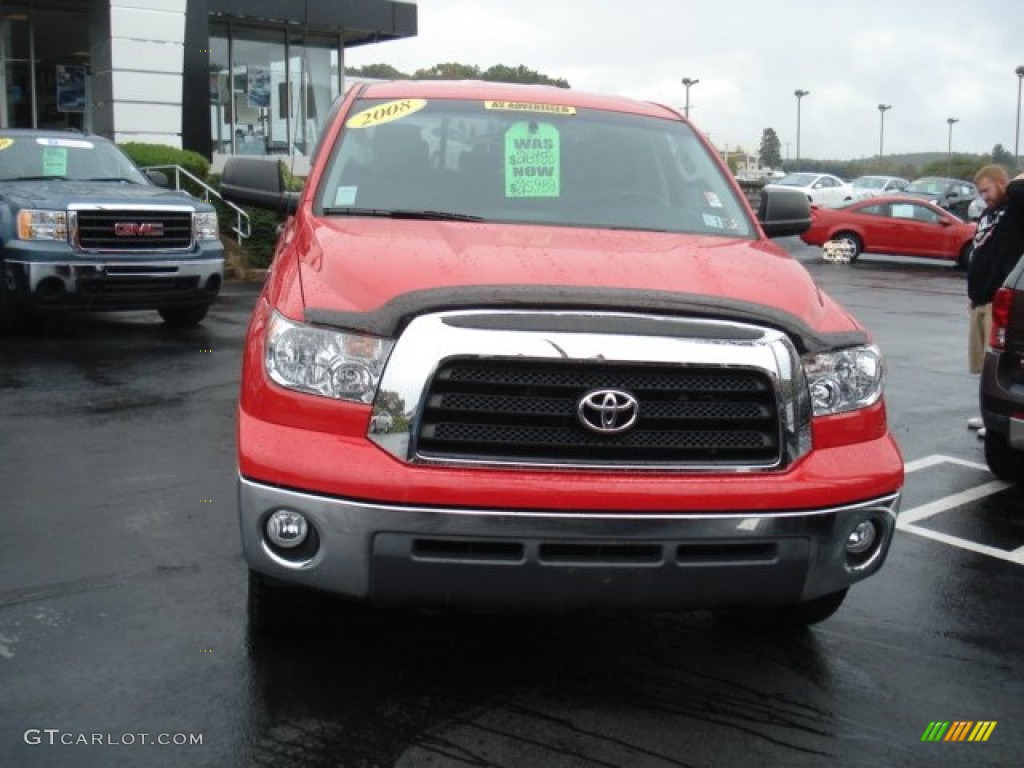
[345,0,1024,162]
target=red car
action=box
[800,195,976,267]
[223,80,904,631]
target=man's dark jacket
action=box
[968,178,1024,308]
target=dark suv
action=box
[980,257,1024,480]
[903,176,978,220]
[0,129,224,331]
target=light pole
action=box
[878,104,891,157]
[1015,66,1024,168]
[946,117,959,177]
[794,89,809,164]
[681,77,699,119]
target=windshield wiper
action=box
[79,177,142,183]
[322,207,483,222]
[8,175,69,181]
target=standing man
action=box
[967,165,1024,437]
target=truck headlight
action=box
[17,210,68,241]
[193,211,219,241]
[265,311,394,403]
[803,344,884,416]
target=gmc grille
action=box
[75,210,193,251]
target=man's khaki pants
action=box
[968,303,992,374]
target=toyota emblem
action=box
[577,389,639,434]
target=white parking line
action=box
[898,454,1019,565]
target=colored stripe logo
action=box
[921,721,996,742]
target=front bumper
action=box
[3,256,224,310]
[240,476,901,611]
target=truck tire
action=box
[247,570,301,633]
[984,429,1024,482]
[158,303,210,327]
[0,273,28,334]
[718,588,849,629]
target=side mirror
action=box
[145,169,169,188]
[758,186,812,238]
[220,157,299,213]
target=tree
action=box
[413,62,482,80]
[346,63,409,80]
[991,143,1015,171]
[919,154,983,180]
[758,128,782,169]
[482,64,570,88]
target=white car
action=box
[850,175,909,200]
[766,172,855,207]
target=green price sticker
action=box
[42,147,67,176]
[504,122,560,198]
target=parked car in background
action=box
[903,176,977,219]
[766,172,854,207]
[967,195,985,221]
[222,79,904,632]
[850,175,909,199]
[800,195,976,267]
[980,258,1024,481]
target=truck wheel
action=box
[984,429,1024,482]
[0,274,28,334]
[158,303,210,327]
[247,570,299,633]
[718,588,849,629]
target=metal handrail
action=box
[143,164,251,243]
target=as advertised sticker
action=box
[505,122,560,198]
[0,138,14,151]
[42,148,68,176]
[34,137,94,149]
[346,99,427,129]
[486,101,576,116]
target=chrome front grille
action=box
[369,310,812,471]
[418,360,779,464]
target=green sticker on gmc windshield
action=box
[42,147,67,176]
[505,122,560,198]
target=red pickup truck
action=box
[223,80,903,631]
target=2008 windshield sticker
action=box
[346,99,427,128]
[505,122,560,198]
[0,138,14,151]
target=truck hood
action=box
[0,180,213,211]
[294,218,865,352]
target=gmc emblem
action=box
[114,222,164,237]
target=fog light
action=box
[266,509,308,549]
[846,520,878,555]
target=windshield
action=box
[315,98,754,237]
[852,177,885,190]
[774,173,819,187]
[905,179,943,194]
[0,134,149,184]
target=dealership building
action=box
[0,0,417,159]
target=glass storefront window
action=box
[210,23,340,162]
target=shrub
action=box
[118,142,211,182]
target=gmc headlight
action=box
[265,311,394,402]
[194,211,220,241]
[17,210,68,241]
[803,344,884,416]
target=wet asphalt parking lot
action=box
[1,238,1023,768]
